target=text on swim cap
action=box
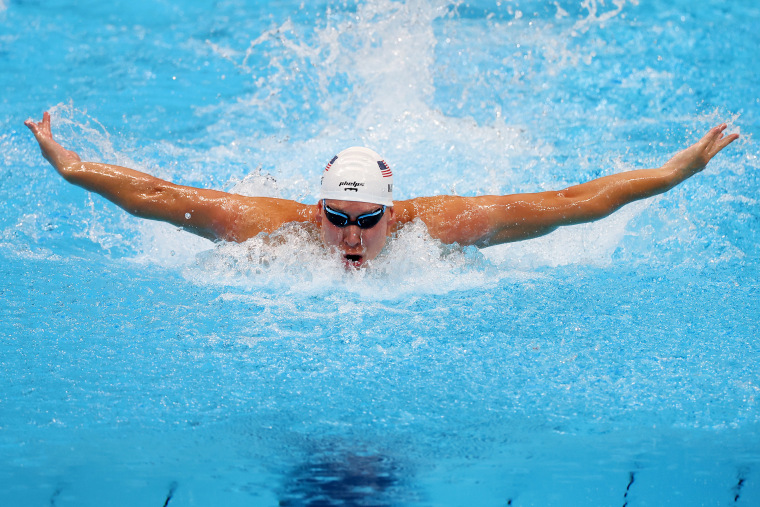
[339,181,365,188]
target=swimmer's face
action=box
[317,199,395,268]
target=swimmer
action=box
[25,112,739,268]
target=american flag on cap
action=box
[378,160,392,178]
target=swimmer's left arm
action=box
[401,124,739,246]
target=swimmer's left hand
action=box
[663,124,740,178]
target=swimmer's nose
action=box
[343,226,362,247]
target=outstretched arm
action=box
[397,125,740,246]
[25,112,313,241]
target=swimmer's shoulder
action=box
[222,195,319,242]
[393,196,469,225]
[392,196,495,245]
[392,197,432,224]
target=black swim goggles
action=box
[322,200,386,229]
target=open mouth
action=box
[344,254,363,267]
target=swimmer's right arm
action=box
[25,112,314,242]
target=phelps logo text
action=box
[339,181,364,192]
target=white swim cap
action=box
[319,147,393,206]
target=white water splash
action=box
[182,220,505,299]
[572,0,639,35]
[200,0,546,200]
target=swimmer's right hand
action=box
[25,111,82,173]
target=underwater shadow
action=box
[278,449,406,506]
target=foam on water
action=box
[183,220,505,299]
[197,0,550,198]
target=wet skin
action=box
[25,112,741,264]
[316,199,396,268]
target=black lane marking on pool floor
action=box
[733,467,747,503]
[163,481,178,507]
[50,486,63,507]
[622,471,636,507]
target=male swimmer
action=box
[25,112,739,268]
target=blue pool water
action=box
[1,0,759,505]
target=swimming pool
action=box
[1,0,759,504]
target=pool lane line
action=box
[50,486,63,507]
[733,467,748,503]
[622,471,636,507]
[163,481,178,507]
